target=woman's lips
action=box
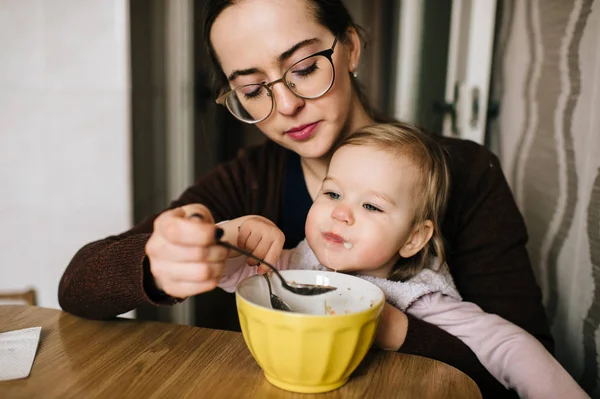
[285,122,319,141]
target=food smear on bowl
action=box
[324,300,336,315]
[324,300,355,315]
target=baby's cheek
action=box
[356,235,398,267]
[305,204,330,237]
[305,214,318,243]
[357,246,390,268]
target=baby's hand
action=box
[237,216,285,274]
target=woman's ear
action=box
[399,220,434,258]
[345,27,361,74]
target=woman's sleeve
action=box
[444,142,553,351]
[397,139,552,398]
[57,147,263,320]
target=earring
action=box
[351,64,358,78]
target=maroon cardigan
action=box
[59,137,552,398]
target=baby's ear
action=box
[399,220,434,258]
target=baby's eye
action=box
[363,203,382,212]
[324,191,340,200]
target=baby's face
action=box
[305,145,421,277]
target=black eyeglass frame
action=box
[215,36,339,124]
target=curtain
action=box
[490,0,600,396]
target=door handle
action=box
[433,81,461,136]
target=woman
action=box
[58,1,552,397]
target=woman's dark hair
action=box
[203,0,392,123]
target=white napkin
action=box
[0,327,42,381]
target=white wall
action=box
[0,0,132,310]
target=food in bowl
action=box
[235,269,385,393]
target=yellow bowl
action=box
[236,269,385,393]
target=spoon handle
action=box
[216,240,290,289]
[187,214,293,291]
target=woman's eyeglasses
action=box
[216,36,338,124]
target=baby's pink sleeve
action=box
[407,293,588,398]
[217,250,293,293]
[217,256,258,293]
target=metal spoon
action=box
[216,240,337,296]
[263,273,293,311]
[186,215,337,296]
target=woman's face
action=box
[210,0,368,160]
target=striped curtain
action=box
[490,0,600,396]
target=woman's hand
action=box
[145,204,229,298]
[374,302,409,351]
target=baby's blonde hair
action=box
[333,122,451,281]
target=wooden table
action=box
[0,305,481,398]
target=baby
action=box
[216,123,587,399]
